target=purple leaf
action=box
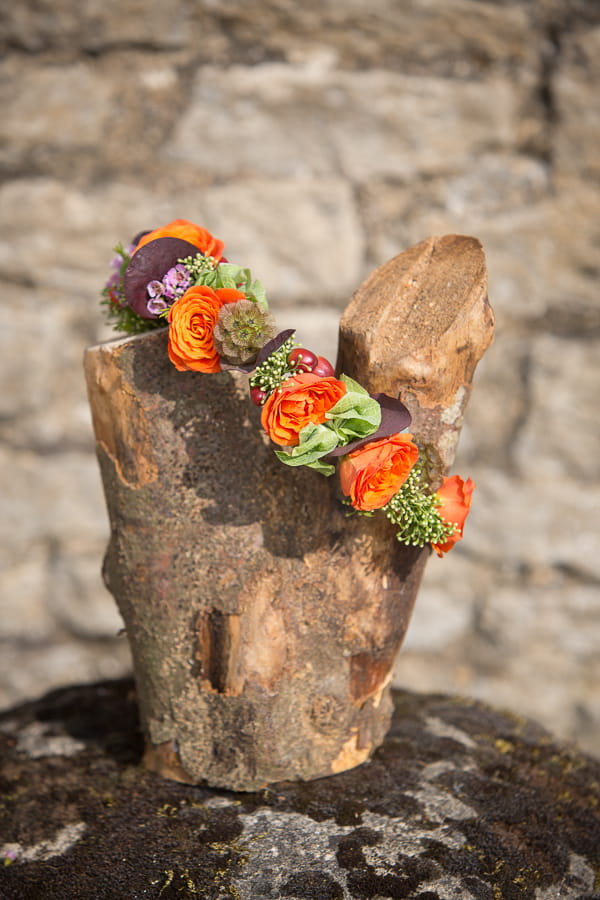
[123,237,201,318]
[131,230,151,247]
[220,329,296,374]
[255,329,296,367]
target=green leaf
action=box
[217,263,243,282]
[305,458,336,476]
[274,422,339,472]
[249,279,268,310]
[213,265,270,310]
[216,263,242,290]
[340,374,370,396]
[326,390,381,442]
[193,267,218,287]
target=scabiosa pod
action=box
[213,299,277,366]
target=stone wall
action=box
[1,1,598,755]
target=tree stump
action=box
[84,234,494,790]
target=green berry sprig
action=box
[179,254,219,284]
[249,336,297,396]
[382,464,457,547]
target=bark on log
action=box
[337,234,495,487]
[84,234,494,790]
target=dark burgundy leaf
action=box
[131,230,151,248]
[254,329,296,367]
[327,393,412,457]
[123,237,201,318]
[219,330,296,374]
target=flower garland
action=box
[101,218,474,555]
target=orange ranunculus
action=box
[167,286,243,373]
[339,433,419,512]
[432,475,475,557]
[134,219,225,262]
[261,373,346,447]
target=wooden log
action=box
[84,234,494,790]
[337,234,495,487]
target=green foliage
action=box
[275,423,339,475]
[217,263,268,309]
[249,336,296,392]
[180,255,268,309]
[179,253,219,284]
[100,244,164,335]
[100,298,165,335]
[325,374,381,444]
[383,464,457,548]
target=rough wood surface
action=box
[83,234,494,790]
[337,234,494,485]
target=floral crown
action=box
[102,219,474,556]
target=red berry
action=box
[287,347,318,373]
[312,356,335,377]
[250,386,267,406]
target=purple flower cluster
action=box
[146,264,192,315]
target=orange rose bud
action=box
[339,433,419,512]
[432,475,475,557]
[167,286,243,373]
[261,373,346,447]
[134,219,225,262]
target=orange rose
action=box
[134,219,225,262]
[261,373,346,447]
[432,475,475,556]
[339,433,419,511]
[167,286,243,373]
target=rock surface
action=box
[1,679,600,900]
[1,0,600,758]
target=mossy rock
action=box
[1,679,599,899]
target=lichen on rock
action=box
[1,680,599,899]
